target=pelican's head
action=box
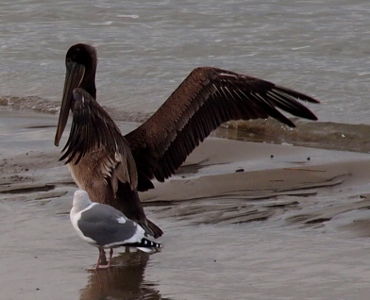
[54,43,97,146]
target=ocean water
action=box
[0,0,370,126]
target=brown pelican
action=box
[55,43,319,238]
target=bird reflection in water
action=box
[79,251,170,300]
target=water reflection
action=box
[79,251,171,300]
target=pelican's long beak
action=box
[54,62,85,146]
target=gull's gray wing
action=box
[78,203,141,247]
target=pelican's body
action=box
[59,88,161,237]
[67,147,129,206]
[55,43,319,239]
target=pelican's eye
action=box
[66,57,73,69]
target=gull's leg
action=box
[95,248,104,270]
[99,249,107,265]
[107,248,113,268]
[97,248,113,269]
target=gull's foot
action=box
[94,264,111,270]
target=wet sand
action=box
[1,107,370,300]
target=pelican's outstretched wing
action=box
[125,67,319,191]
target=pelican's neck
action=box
[81,71,96,99]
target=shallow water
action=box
[2,108,370,299]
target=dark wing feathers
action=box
[125,67,319,191]
[60,88,126,164]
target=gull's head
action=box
[72,189,92,212]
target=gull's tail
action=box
[126,238,162,253]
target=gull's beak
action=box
[54,62,85,146]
